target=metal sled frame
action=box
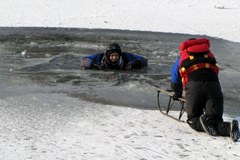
[157,88,186,122]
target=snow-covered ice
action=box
[1,0,240,43]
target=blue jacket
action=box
[171,57,181,84]
[80,52,148,70]
[171,57,183,93]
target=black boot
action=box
[200,115,218,136]
[230,120,240,142]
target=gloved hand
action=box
[172,92,182,100]
[94,62,107,70]
[126,60,141,70]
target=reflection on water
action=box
[0,27,240,116]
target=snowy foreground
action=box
[0,93,239,160]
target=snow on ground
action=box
[0,94,239,160]
[0,0,240,42]
[0,0,240,159]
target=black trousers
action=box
[185,81,230,136]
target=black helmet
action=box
[105,43,122,57]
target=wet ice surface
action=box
[0,27,240,159]
[1,27,240,113]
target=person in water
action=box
[80,43,148,70]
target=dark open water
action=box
[0,27,240,117]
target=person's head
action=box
[105,43,122,63]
